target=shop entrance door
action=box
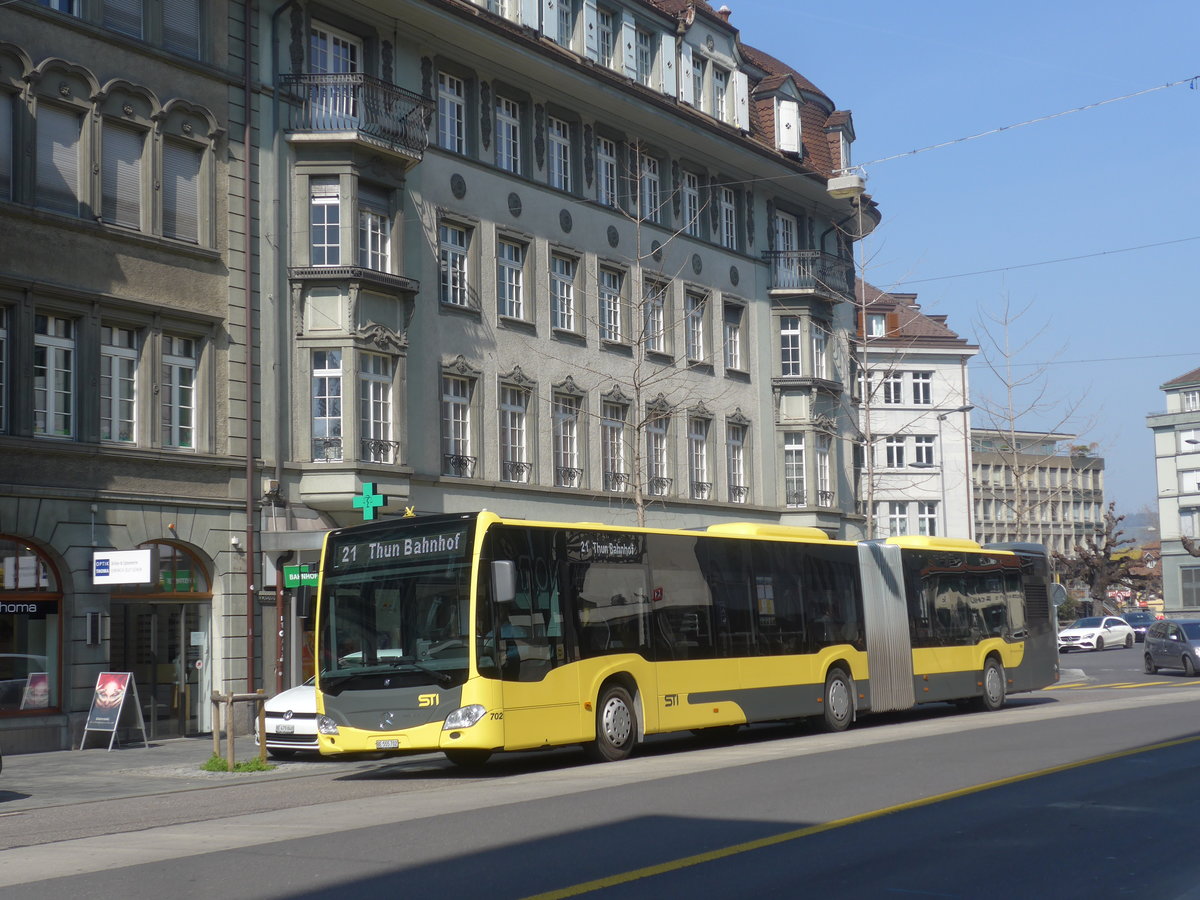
[110,601,211,738]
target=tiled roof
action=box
[860,281,976,349]
[1162,366,1200,389]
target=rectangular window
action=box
[360,353,393,462]
[1184,390,1200,412]
[358,185,390,272]
[499,385,530,483]
[1181,508,1200,539]
[780,315,802,376]
[497,238,525,320]
[727,423,746,503]
[1183,567,1200,608]
[887,501,909,536]
[682,171,701,237]
[0,94,12,200]
[100,324,138,443]
[647,412,670,496]
[596,136,618,207]
[547,116,572,192]
[812,325,828,379]
[161,334,196,449]
[437,71,466,154]
[162,0,202,58]
[599,268,623,342]
[693,57,706,113]
[720,187,737,249]
[688,418,709,499]
[713,66,729,122]
[642,280,666,353]
[558,0,576,47]
[816,434,832,506]
[104,0,143,38]
[162,139,201,242]
[685,292,706,362]
[635,29,654,86]
[602,401,627,490]
[101,121,144,230]
[311,349,342,462]
[638,152,660,222]
[724,304,743,370]
[1180,429,1200,453]
[553,394,581,487]
[784,432,804,507]
[34,314,75,438]
[495,95,521,173]
[597,9,616,68]
[36,105,82,216]
[439,222,469,307]
[550,254,576,331]
[310,25,360,126]
[442,374,472,475]
[865,313,886,338]
[885,436,905,468]
[913,435,935,466]
[310,178,340,266]
[912,371,932,405]
[1179,469,1200,494]
[0,307,6,432]
[882,372,903,405]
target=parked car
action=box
[1058,616,1135,652]
[255,678,318,759]
[1144,620,1200,676]
[1121,611,1159,643]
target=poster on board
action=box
[79,672,148,750]
[19,673,49,710]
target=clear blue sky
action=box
[735,0,1200,516]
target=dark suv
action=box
[1144,620,1200,676]
[1121,611,1159,642]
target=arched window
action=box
[0,536,62,715]
[122,541,211,597]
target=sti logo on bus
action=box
[418,694,439,707]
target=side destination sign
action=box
[333,529,467,570]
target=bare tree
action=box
[1054,503,1153,615]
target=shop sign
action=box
[282,565,318,588]
[92,549,155,585]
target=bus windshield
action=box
[320,517,476,689]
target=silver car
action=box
[1144,620,1200,676]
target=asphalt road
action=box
[4,663,1200,899]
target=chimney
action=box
[717,5,732,22]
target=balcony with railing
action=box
[763,250,854,300]
[443,454,476,477]
[604,471,630,492]
[556,466,584,488]
[690,481,712,500]
[502,460,533,483]
[729,484,749,504]
[281,73,432,161]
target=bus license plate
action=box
[376,739,399,749]
[275,724,294,734]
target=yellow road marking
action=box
[523,735,1200,900]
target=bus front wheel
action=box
[585,684,637,762]
[973,658,1006,712]
[444,749,492,768]
[820,668,853,733]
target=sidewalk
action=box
[0,736,343,812]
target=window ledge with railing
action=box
[763,250,854,299]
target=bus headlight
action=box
[442,704,487,730]
[317,715,340,735]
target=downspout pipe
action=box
[244,0,258,693]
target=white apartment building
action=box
[1147,366,1200,610]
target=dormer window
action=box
[713,66,729,123]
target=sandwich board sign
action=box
[79,672,148,750]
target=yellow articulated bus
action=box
[312,512,1058,766]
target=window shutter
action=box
[659,33,676,96]
[162,140,201,243]
[582,0,598,59]
[104,0,143,39]
[520,0,540,29]
[0,95,11,200]
[621,12,636,79]
[678,42,694,104]
[540,0,558,42]
[36,105,82,216]
[102,121,144,229]
[163,0,202,58]
[732,70,750,131]
[777,99,801,153]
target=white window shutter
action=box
[659,33,677,96]
[541,0,558,42]
[732,70,750,131]
[583,0,598,59]
[521,0,540,29]
[678,42,694,104]
[621,12,636,79]
[777,99,801,153]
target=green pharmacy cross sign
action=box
[353,482,388,521]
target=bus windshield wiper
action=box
[322,658,453,691]
[377,656,454,686]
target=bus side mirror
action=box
[492,560,516,604]
[295,585,314,620]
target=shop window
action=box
[0,537,62,714]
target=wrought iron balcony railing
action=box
[763,249,854,298]
[786,489,807,508]
[281,73,432,158]
[817,490,835,508]
[361,438,400,465]
[503,460,532,483]
[604,471,629,492]
[690,481,712,500]
[443,454,476,477]
[648,476,673,497]
[311,436,343,462]
[729,484,748,504]
[556,466,584,488]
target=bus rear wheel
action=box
[585,684,637,762]
[972,658,1006,712]
[444,749,492,768]
[819,667,853,733]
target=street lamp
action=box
[935,404,974,537]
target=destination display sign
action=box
[565,531,645,564]
[330,526,471,572]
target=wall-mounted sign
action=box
[282,565,318,588]
[92,549,155,585]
